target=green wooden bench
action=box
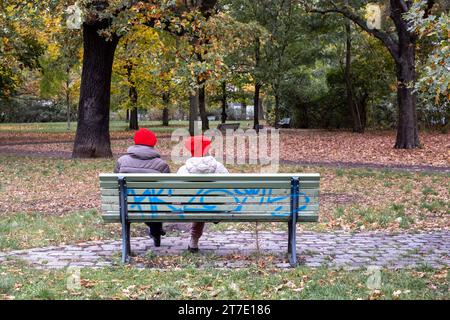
[99,173,320,267]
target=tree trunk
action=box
[66,80,71,132]
[394,43,419,149]
[162,107,169,127]
[298,103,309,129]
[254,36,261,133]
[258,98,264,120]
[390,0,420,148]
[221,81,228,124]
[198,85,209,131]
[241,101,247,120]
[254,82,261,132]
[129,85,139,131]
[274,94,280,128]
[126,58,139,131]
[72,22,118,158]
[189,90,199,137]
[66,65,71,132]
[162,93,170,127]
[129,107,138,131]
[344,15,363,133]
[66,99,71,131]
[358,92,369,132]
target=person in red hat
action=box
[177,135,229,253]
[114,128,170,247]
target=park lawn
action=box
[0,120,254,134]
[0,259,448,300]
[0,211,118,251]
[0,155,448,251]
[1,122,448,167]
[0,121,182,134]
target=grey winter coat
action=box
[114,145,170,174]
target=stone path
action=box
[0,231,448,270]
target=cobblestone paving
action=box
[0,231,448,270]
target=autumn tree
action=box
[71,0,218,158]
[259,0,306,128]
[113,26,187,128]
[39,2,82,131]
[221,0,270,131]
[405,0,449,130]
[304,0,439,149]
[0,0,46,100]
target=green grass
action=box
[422,186,439,196]
[1,124,448,300]
[0,121,174,133]
[341,204,414,229]
[0,261,447,300]
[0,121,254,134]
[1,155,448,243]
[420,200,449,213]
[0,211,117,251]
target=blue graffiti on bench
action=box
[128,188,310,218]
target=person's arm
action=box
[177,165,187,174]
[162,163,171,174]
[216,163,229,174]
[114,159,121,173]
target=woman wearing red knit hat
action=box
[177,135,229,253]
[114,128,171,247]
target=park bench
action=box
[217,123,241,133]
[99,173,320,267]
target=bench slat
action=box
[100,181,296,189]
[100,195,318,205]
[99,173,320,182]
[100,188,297,197]
[100,181,320,190]
[101,203,319,213]
[102,212,319,223]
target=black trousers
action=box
[146,222,163,237]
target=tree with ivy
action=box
[405,0,449,130]
[304,0,440,149]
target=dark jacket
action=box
[114,145,170,174]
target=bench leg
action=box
[126,222,131,257]
[288,219,297,267]
[121,221,131,264]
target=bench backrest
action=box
[100,174,320,223]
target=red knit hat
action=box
[134,128,158,147]
[185,136,212,157]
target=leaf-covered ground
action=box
[280,130,449,168]
[0,260,448,300]
[0,124,448,300]
[0,124,448,168]
[0,155,448,252]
